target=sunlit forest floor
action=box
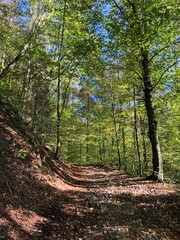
[1,158,180,240]
[0,100,180,240]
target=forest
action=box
[0,1,180,239]
[0,0,180,182]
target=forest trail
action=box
[0,99,180,240]
[1,157,180,240]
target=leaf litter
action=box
[0,101,180,240]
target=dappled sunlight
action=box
[8,208,48,234]
[1,159,179,239]
[0,99,179,239]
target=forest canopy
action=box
[0,0,180,182]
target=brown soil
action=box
[0,99,180,240]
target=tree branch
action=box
[0,5,48,81]
[152,60,180,90]
[112,0,133,29]
[149,39,180,63]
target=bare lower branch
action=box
[152,60,180,90]
[149,39,180,63]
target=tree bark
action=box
[133,85,142,176]
[55,0,66,157]
[86,95,90,162]
[111,102,121,170]
[140,117,148,171]
[121,126,127,171]
[55,60,61,156]
[142,50,163,181]
[98,121,103,164]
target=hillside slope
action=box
[0,99,180,240]
[0,99,79,239]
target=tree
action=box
[0,0,49,81]
[102,0,180,180]
[0,0,179,182]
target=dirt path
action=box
[1,97,179,239]
[1,159,180,240]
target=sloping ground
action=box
[0,99,180,240]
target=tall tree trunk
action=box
[133,86,142,176]
[98,121,103,164]
[55,0,66,157]
[55,60,61,156]
[133,126,138,175]
[142,50,163,181]
[111,102,121,170]
[140,117,148,172]
[111,135,114,161]
[86,95,90,162]
[121,126,127,171]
